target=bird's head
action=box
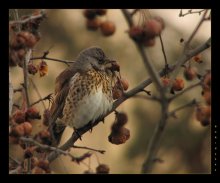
[76,47,120,73]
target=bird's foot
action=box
[88,121,93,133]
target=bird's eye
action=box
[98,59,104,64]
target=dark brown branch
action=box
[23,50,31,108]
[72,145,105,154]
[131,9,140,16]
[179,9,207,17]
[159,34,168,70]
[168,99,197,118]
[141,100,169,173]
[30,56,75,65]
[9,10,46,25]
[169,81,202,102]
[184,9,208,49]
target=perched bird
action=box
[49,47,119,145]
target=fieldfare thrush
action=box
[49,47,119,145]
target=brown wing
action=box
[50,66,78,118]
[49,66,78,145]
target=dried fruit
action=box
[26,107,41,120]
[17,31,38,48]
[203,90,211,105]
[116,112,128,127]
[31,157,39,168]
[24,147,35,159]
[28,63,38,75]
[171,78,185,91]
[161,77,171,87]
[112,88,123,100]
[100,21,116,36]
[12,110,26,124]
[37,159,50,171]
[38,61,48,77]
[120,78,129,91]
[95,9,107,16]
[83,9,97,19]
[96,164,110,174]
[183,67,197,81]
[9,136,19,144]
[31,166,46,174]
[143,19,163,38]
[11,124,25,137]
[143,38,156,47]
[203,72,211,88]
[153,16,165,29]
[195,105,211,126]
[108,127,130,145]
[86,18,101,31]
[193,54,203,63]
[22,122,33,135]
[128,26,144,42]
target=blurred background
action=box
[9,9,211,174]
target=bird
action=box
[49,46,120,145]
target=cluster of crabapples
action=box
[108,112,130,145]
[160,54,211,127]
[83,9,116,36]
[9,11,45,67]
[9,107,53,173]
[196,71,211,126]
[84,164,110,174]
[128,16,165,47]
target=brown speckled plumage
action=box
[49,47,118,145]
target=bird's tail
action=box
[49,119,66,147]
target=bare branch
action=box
[72,145,105,154]
[184,9,209,48]
[131,9,140,16]
[179,9,207,17]
[9,10,46,25]
[168,99,198,118]
[9,69,14,116]
[30,56,75,65]
[169,81,202,102]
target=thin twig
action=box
[23,50,31,108]
[30,79,47,110]
[72,145,105,154]
[9,10,46,25]
[179,9,206,17]
[184,9,208,49]
[9,69,14,116]
[132,95,159,101]
[168,99,197,118]
[22,49,32,173]
[30,56,75,65]
[169,81,202,102]
[131,9,140,16]
[13,87,22,93]
[159,34,169,75]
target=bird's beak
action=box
[104,59,120,72]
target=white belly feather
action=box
[69,87,112,129]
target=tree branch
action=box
[30,56,75,65]
[9,10,46,25]
[168,99,198,118]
